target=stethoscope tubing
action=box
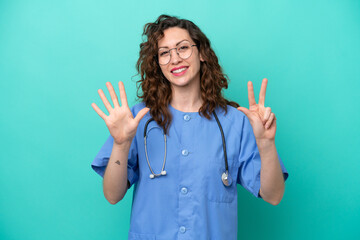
[212,111,229,174]
[143,109,231,186]
[144,118,167,178]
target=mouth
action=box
[171,66,189,76]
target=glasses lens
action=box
[178,42,192,60]
[158,49,170,65]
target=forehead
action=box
[158,27,192,48]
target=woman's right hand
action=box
[91,81,149,146]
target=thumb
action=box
[237,107,250,117]
[134,107,150,123]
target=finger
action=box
[106,82,120,108]
[91,103,107,120]
[263,107,272,122]
[134,107,150,123]
[98,89,113,113]
[259,78,268,106]
[265,113,275,129]
[247,81,257,107]
[118,81,128,107]
[237,106,251,117]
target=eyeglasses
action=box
[157,41,197,65]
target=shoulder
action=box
[215,105,248,135]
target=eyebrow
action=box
[158,39,189,49]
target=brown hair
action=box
[136,14,239,134]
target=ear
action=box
[200,53,205,62]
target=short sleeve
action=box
[91,108,140,189]
[236,115,289,198]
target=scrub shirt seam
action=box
[237,115,246,163]
[251,170,261,198]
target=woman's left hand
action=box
[237,78,277,141]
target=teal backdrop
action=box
[1,0,359,239]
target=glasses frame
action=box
[157,42,197,66]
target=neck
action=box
[170,80,203,112]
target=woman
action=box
[91,15,289,240]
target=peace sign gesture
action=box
[237,78,277,141]
[91,81,149,145]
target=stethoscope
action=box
[143,111,232,187]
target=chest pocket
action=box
[206,158,239,203]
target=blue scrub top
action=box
[92,102,289,240]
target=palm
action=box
[105,104,138,143]
[238,78,276,141]
[91,81,149,145]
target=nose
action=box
[169,48,182,64]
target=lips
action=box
[171,66,189,73]
[171,66,189,76]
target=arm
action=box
[91,81,149,205]
[103,141,132,204]
[257,139,285,205]
[237,78,286,205]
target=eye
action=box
[179,46,189,50]
[159,51,169,57]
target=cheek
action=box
[159,67,172,82]
[191,55,201,70]
[160,67,169,77]
[192,60,201,74]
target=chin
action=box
[168,74,198,87]
[168,77,192,87]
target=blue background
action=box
[0,0,359,239]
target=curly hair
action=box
[136,14,239,134]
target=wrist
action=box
[113,139,132,149]
[255,138,275,149]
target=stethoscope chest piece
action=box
[222,171,233,187]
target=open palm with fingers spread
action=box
[91,81,149,145]
[237,78,277,141]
